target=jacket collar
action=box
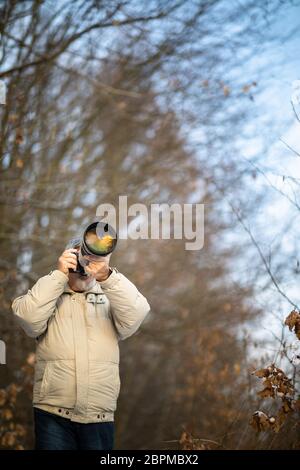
[64,280,104,295]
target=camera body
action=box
[72,251,87,276]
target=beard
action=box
[68,273,96,292]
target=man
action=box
[11,238,151,450]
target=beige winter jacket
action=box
[12,268,150,423]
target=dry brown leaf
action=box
[250,411,270,432]
[282,398,294,414]
[1,431,16,447]
[285,310,299,328]
[257,387,275,399]
[2,408,13,421]
[252,368,270,378]
[285,310,300,334]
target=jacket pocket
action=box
[40,362,52,397]
[89,361,120,412]
[33,361,50,400]
[33,360,76,408]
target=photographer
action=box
[11,228,150,450]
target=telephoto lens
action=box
[82,222,117,257]
[69,221,117,275]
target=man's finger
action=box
[63,253,78,261]
[63,248,78,255]
[65,263,77,269]
[63,260,77,266]
[84,265,93,273]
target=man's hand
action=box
[84,254,112,282]
[57,248,78,276]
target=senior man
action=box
[12,238,150,450]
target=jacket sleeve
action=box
[11,269,69,338]
[100,268,151,341]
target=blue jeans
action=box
[33,407,115,450]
